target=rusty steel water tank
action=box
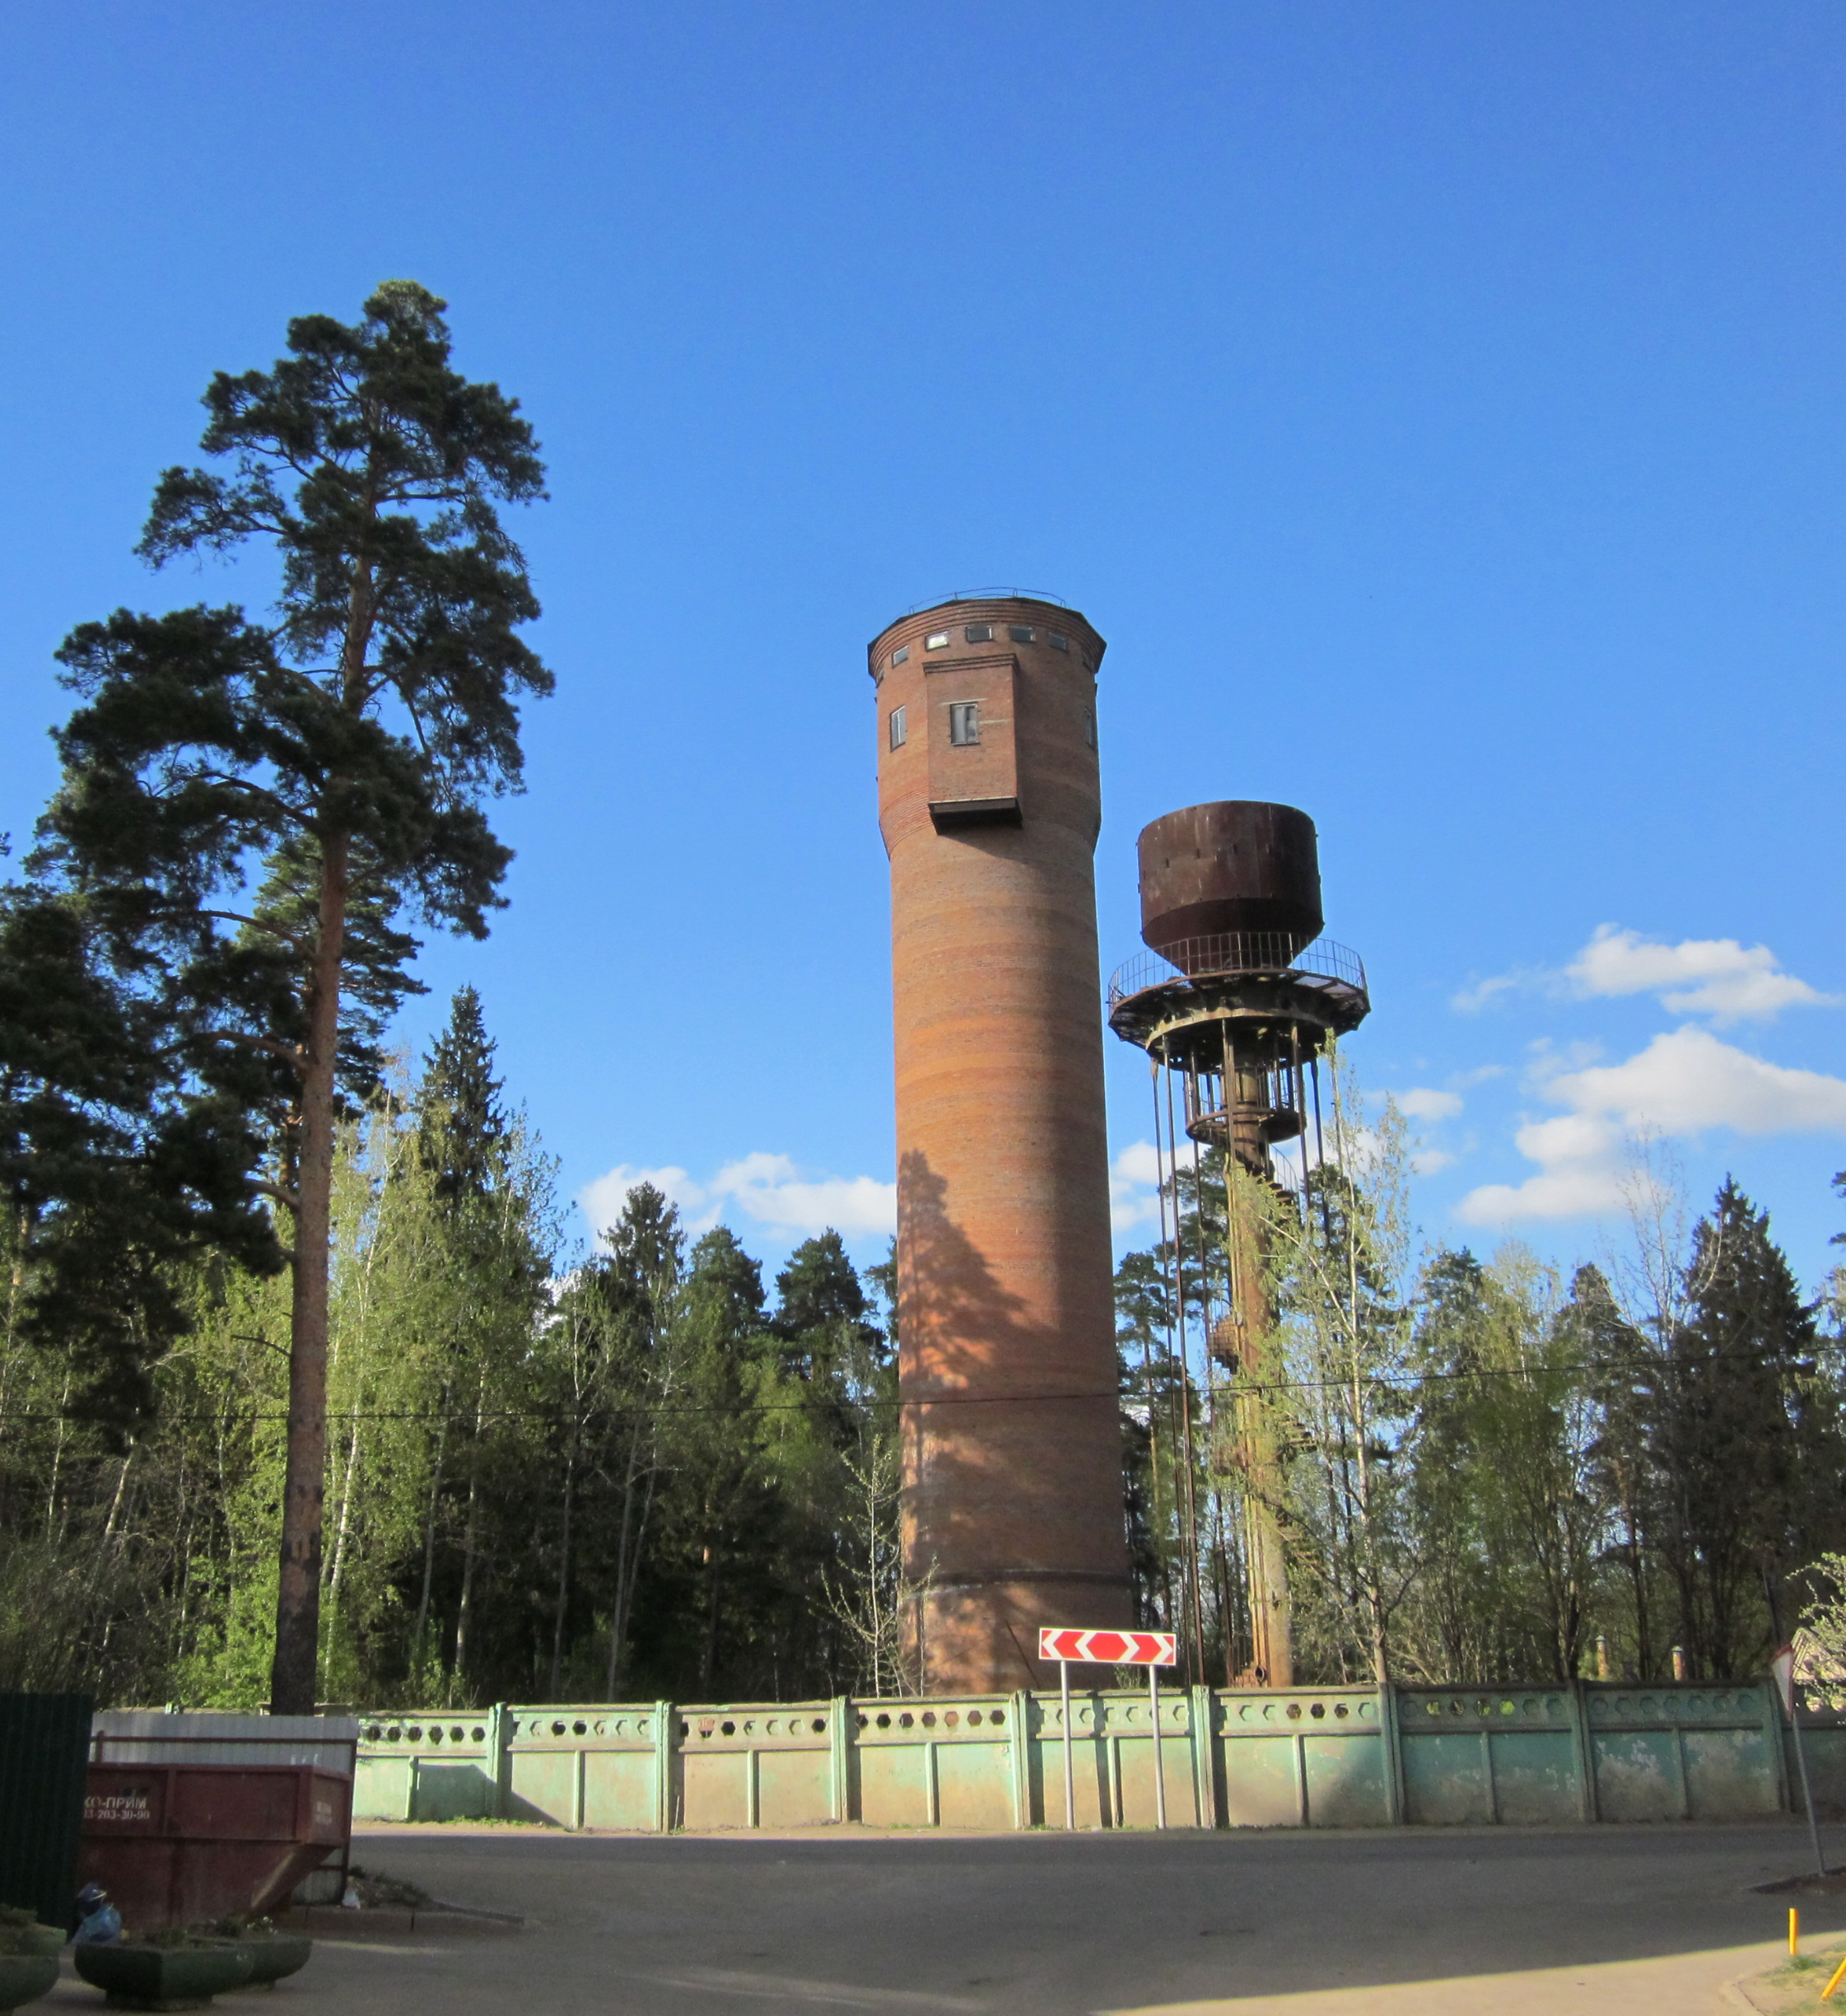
[1137,801,1323,960]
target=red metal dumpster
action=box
[78,1762,352,1930]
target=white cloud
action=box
[579,1152,896,1248]
[710,1153,897,1236]
[1452,926,1834,1026]
[1451,971,1526,1013]
[1567,924,1835,1024]
[1457,1026,1846,1225]
[1394,1087,1463,1122]
[1109,1141,1164,1234]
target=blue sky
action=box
[3,2,1843,1294]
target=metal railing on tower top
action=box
[1107,934,1368,1013]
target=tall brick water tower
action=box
[868,592,1130,1693]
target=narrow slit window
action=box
[1084,707,1096,749]
[888,704,907,749]
[925,630,950,651]
[964,623,994,643]
[891,645,911,667]
[949,701,980,746]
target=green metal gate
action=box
[0,1692,93,1926]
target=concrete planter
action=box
[229,1936,311,1989]
[12,1930,64,1958]
[72,1941,256,2009]
[0,1954,59,2011]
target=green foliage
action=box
[1113,1053,1846,1687]
[5,281,551,1710]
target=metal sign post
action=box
[1149,1661,1166,1830]
[1775,1645,1827,1878]
[1039,1627,1179,1831]
[1060,1658,1075,1832]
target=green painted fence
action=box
[352,1678,1804,1832]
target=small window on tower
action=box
[964,623,994,644]
[1009,625,1034,644]
[891,645,910,667]
[889,705,907,750]
[1084,707,1096,749]
[1048,632,1070,652]
[949,702,980,746]
[925,631,950,651]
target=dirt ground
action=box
[38,1818,1846,2014]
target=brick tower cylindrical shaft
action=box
[869,595,1130,1694]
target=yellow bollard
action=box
[1822,1951,1846,2000]
[1792,1908,1801,1956]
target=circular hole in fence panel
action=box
[766,1719,780,1735]
[1334,1704,1349,1720]
[472,1725,486,1742]
[1285,1704,1302,1721]
[1639,1696,1659,1716]
[365,1724,381,1741]
[812,1718,826,1734]
[552,1720,566,1737]
[991,1709,1005,1726]
[921,1711,935,1729]
[969,1710,983,1726]
[430,1728,445,1743]
[678,1720,691,1737]
[1309,1703,1325,1720]
[1712,1692,1731,1712]
[877,1713,892,1729]
[1499,1701,1514,1717]
[1424,1702,1440,1718]
[449,1725,463,1740]
[721,1721,736,1737]
[1447,1701,1462,1717]
[898,1713,914,1729]
[945,1710,960,1729]
[386,1726,402,1742]
[639,1720,651,1737]
[573,1721,587,1736]
[856,1715,869,1729]
[1358,1701,1373,1720]
[596,1720,611,1738]
[408,1726,424,1742]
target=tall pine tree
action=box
[1653,1180,1832,1677]
[29,282,550,1710]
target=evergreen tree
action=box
[773,1231,879,1382]
[26,282,549,1710]
[1653,1180,1830,1677]
[419,987,510,1210]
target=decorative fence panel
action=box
[1397,1687,1587,1825]
[1214,1686,1390,1828]
[351,1679,1804,1834]
[1582,1682,1781,1822]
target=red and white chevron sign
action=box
[1038,1627,1177,1667]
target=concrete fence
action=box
[351,1679,1846,1832]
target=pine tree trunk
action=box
[413,1398,450,1671]
[270,828,348,1715]
[548,1435,576,1697]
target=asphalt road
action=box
[44,1819,1846,2015]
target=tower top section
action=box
[1138,800,1322,957]
[867,593,1106,684]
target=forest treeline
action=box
[2,986,1843,1708]
[1122,1099,1846,1692]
